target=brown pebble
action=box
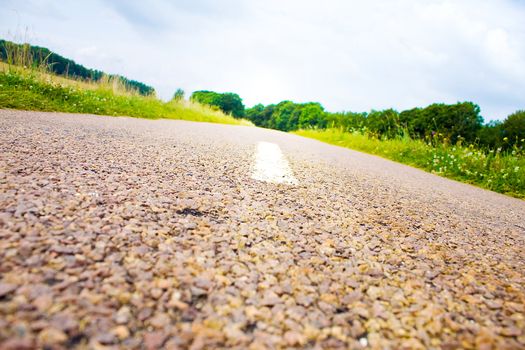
[33,294,53,312]
[0,338,35,350]
[150,288,163,299]
[0,283,17,297]
[112,325,131,340]
[485,300,503,310]
[149,313,171,328]
[38,328,67,345]
[144,331,166,350]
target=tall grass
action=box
[295,128,525,198]
[0,42,252,126]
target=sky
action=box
[0,0,524,121]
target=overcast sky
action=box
[1,0,524,121]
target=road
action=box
[0,110,524,349]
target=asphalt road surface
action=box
[1,110,524,350]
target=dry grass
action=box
[0,62,253,126]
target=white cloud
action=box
[0,0,524,120]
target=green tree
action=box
[325,111,367,131]
[365,109,401,139]
[172,88,185,101]
[501,110,525,148]
[477,121,503,149]
[218,93,245,118]
[437,102,483,144]
[246,104,265,126]
[191,90,220,106]
[246,104,276,127]
[399,107,423,138]
[247,101,327,131]
[298,103,326,129]
[271,101,296,131]
[400,102,483,144]
[190,90,245,118]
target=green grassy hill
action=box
[0,65,250,126]
[0,39,154,95]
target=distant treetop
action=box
[190,90,245,118]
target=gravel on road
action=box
[0,110,524,349]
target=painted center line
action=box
[251,141,298,185]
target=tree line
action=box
[186,88,524,150]
[0,39,155,96]
[3,37,519,149]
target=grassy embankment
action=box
[296,129,525,199]
[0,62,251,125]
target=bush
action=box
[190,90,245,118]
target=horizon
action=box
[1,0,524,121]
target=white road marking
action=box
[251,142,298,185]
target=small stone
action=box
[168,292,188,310]
[33,294,53,312]
[475,329,497,349]
[260,291,282,306]
[190,287,207,297]
[51,245,77,254]
[425,270,440,280]
[38,328,67,345]
[30,319,49,331]
[224,324,248,341]
[157,279,171,289]
[194,277,213,290]
[18,243,33,258]
[366,286,382,300]
[353,306,370,319]
[0,338,35,350]
[485,300,503,310]
[345,280,360,289]
[150,288,163,299]
[144,331,166,350]
[517,335,525,345]
[117,292,132,304]
[281,280,293,294]
[138,307,153,321]
[50,312,78,332]
[95,332,117,345]
[284,330,305,346]
[500,327,521,337]
[149,313,171,328]
[112,325,130,340]
[74,254,87,264]
[359,337,368,347]
[115,306,132,324]
[296,294,314,307]
[183,222,197,230]
[0,283,17,297]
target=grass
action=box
[295,128,525,199]
[0,63,252,126]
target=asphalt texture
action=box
[0,110,524,350]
